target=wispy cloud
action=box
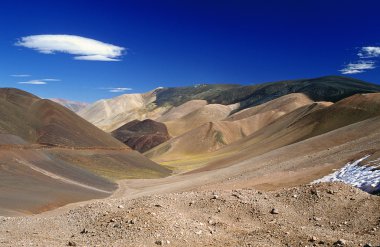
[15,34,125,61]
[340,44,380,74]
[107,87,133,93]
[340,60,376,74]
[358,46,380,58]
[10,74,31,77]
[42,78,60,82]
[17,78,61,85]
[18,80,47,85]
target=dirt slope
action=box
[146,94,318,166]
[156,99,208,122]
[164,103,238,137]
[0,88,171,215]
[150,93,380,172]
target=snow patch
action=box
[313,155,380,193]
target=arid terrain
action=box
[1,76,380,246]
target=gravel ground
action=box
[0,182,379,247]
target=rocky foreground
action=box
[0,183,379,247]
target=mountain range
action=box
[2,75,380,246]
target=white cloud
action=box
[358,46,380,58]
[42,78,60,81]
[10,74,31,77]
[17,78,60,85]
[18,80,47,85]
[107,87,133,93]
[340,60,376,74]
[15,34,125,61]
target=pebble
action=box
[270,208,279,214]
[313,217,321,221]
[334,239,346,246]
[68,241,77,246]
[118,205,124,209]
[155,240,163,245]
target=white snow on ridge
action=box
[313,155,380,193]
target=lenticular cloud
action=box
[15,34,125,61]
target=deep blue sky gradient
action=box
[0,0,379,102]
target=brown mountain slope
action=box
[0,88,171,216]
[226,93,314,121]
[149,93,380,173]
[190,93,380,173]
[112,119,170,153]
[164,103,238,137]
[0,88,124,148]
[145,94,318,166]
[156,99,208,122]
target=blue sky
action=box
[1,0,380,102]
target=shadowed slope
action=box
[155,76,380,111]
[112,119,170,153]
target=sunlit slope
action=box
[146,94,315,163]
[195,93,380,172]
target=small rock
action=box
[292,194,298,198]
[118,205,124,209]
[310,188,318,195]
[80,228,88,234]
[189,201,195,206]
[68,241,77,246]
[310,236,317,242]
[155,240,163,245]
[313,217,321,221]
[327,189,335,194]
[270,208,279,214]
[363,244,372,247]
[334,239,346,246]
[212,195,219,200]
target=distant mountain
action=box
[50,98,88,112]
[155,76,380,110]
[79,76,380,132]
[112,119,170,153]
[78,88,167,132]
